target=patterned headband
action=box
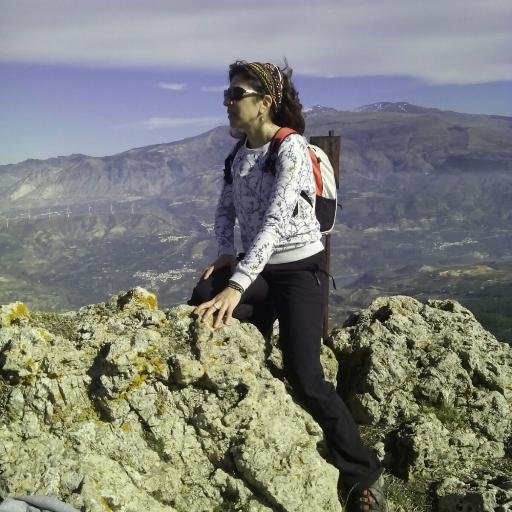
[245,62,284,108]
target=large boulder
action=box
[0,288,341,512]
[327,295,512,510]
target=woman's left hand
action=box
[193,287,242,328]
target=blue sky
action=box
[1,0,511,165]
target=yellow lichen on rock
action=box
[133,287,157,309]
[115,373,149,401]
[0,302,30,327]
[116,287,158,311]
[120,421,132,433]
[37,327,53,341]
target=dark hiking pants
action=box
[188,249,383,490]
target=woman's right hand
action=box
[200,254,237,280]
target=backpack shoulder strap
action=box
[223,139,245,184]
[272,127,297,143]
[263,127,298,174]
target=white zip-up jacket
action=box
[214,132,323,292]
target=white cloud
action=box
[158,82,186,91]
[112,116,224,131]
[201,85,227,92]
[1,0,511,84]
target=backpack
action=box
[223,127,339,234]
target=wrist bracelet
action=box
[227,280,244,294]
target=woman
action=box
[188,60,387,512]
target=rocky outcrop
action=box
[0,291,511,511]
[0,288,341,512]
[326,295,512,511]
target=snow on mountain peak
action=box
[353,102,432,114]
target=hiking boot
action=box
[343,475,388,512]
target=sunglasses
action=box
[223,86,263,103]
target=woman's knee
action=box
[187,281,212,306]
[187,266,231,306]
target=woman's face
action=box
[224,75,264,132]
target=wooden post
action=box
[309,130,341,341]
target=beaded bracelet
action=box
[227,280,244,294]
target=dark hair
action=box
[228,59,305,134]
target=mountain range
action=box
[0,102,511,341]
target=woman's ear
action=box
[261,94,273,114]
